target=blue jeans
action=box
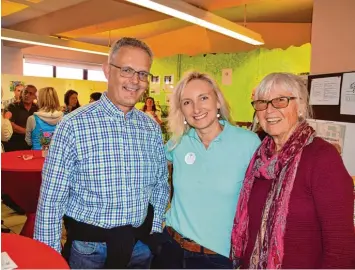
[184,250,233,269]
[69,240,152,269]
[151,228,233,269]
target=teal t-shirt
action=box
[165,121,260,257]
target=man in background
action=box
[89,92,102,103]
[2,82,24,109]
[3,85,38,152]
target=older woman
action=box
[231,72,355,269]
[152,71,260,269]
[25,87,63,150]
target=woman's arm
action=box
[1,117,13,142]
[25,116,36,146]
[153,111,163,125]
[311,143,355,268]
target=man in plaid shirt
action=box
[34,37,169,269]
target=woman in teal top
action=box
[151,71,260,269]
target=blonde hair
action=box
[37,87,61,113]
[168,71,233,149]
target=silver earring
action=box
[184,119,187,125]
[217,110,220,118]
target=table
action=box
[1,150,44,237]
[1,233,69,269]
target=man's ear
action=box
[103,62,110,80]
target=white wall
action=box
[311,0,355,74]
[1,42,23,75]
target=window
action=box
[87,70,107,82]
[56,66,83,80]
[23,63,53,77]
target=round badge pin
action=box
[184,152,196,165]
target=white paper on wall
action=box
[309,76,341,105]
[222,69,232,85]
[340,72,355,115]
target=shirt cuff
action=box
[151,213,164,233]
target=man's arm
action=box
[10,122,26,134]
[149,129,170,233]
[34,120,77,252]
[7,104,26,134]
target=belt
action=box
[166,227,216,255]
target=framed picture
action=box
[151,75,160,84]
[164,75,174,85]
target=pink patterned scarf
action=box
[231,121,315,269]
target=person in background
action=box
[4,85,38,152]
[152,71,260,269]
[89,92,102,103]
[34,37,169,269]
[1,111,13,152]
[231,72,355,269]
[2,82,24,109]
[25,87,63,150]
[1,88,13,152]
[63,89,80,115]
[141,97,162,125]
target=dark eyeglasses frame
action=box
[109,64,152,82]
[251,96,297,111]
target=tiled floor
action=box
[1,202,26,234]
[1,202,66,245]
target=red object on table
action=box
[1,150,44,238]
[1,233,69,269]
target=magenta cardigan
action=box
[242,137,355,268]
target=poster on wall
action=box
[10,81,25,92]
[222,68,232,85]
[307,119,346,155]
[340,72,355,115]
[309,76,341,105]
[151,75,160,84]
[164,75,174,85]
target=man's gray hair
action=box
[108,37,153,64]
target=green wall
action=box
[149,55,179,108]
[149,43,311,122]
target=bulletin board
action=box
[307,71,355,123]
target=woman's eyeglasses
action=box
[110,64,152,82]
[251,96,297,111]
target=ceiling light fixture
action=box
[1,28,109,56]
[125,0,264,45]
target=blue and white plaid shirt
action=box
[34,92,169,252]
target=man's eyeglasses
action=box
[23,90,35,96]
[110,64,152,82]
[251,96,297,111]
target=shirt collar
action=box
[99,92,136,119]
[187,120,229,143]
[18,101,38,111]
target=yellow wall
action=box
[1,75,107,106]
